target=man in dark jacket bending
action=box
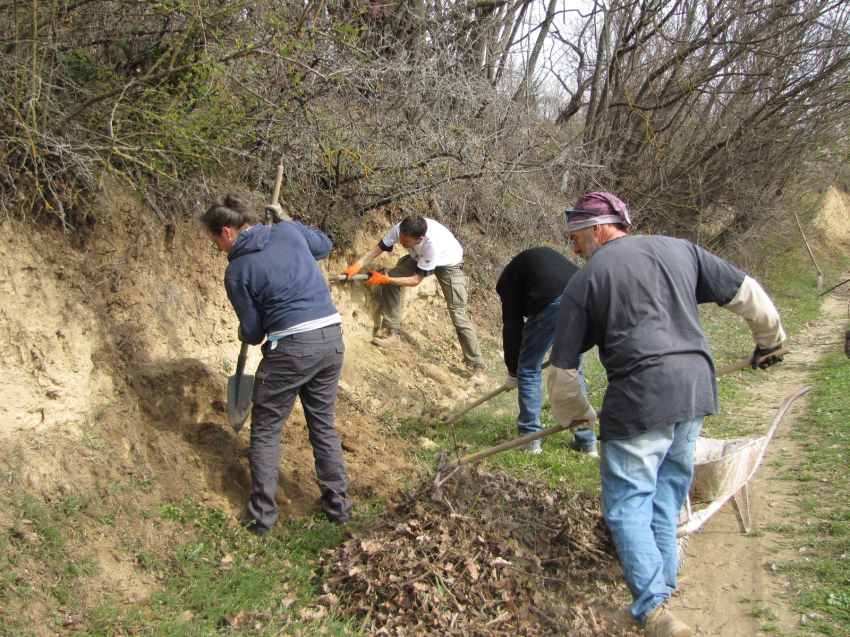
[495,247,598,455]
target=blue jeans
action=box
[600,417,703,625]
[517,298,596,446]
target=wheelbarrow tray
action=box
[677,386,810,538]
[690,436,767,503]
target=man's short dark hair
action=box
[399,215,427,239]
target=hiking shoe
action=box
[522,439,542,454]
[470,364,487,386]
[644,604,693,637]
[570,440,599,458]
[372,329,402,350]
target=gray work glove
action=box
[751,343,784,370]
[237,325,248,343]
[503,373,518,390]
[264,204,292,224]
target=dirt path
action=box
[668,290,847,635]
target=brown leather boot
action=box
[372,329,402,350]
[644,604,693,637]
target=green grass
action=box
[773,347,850,636]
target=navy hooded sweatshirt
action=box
[224,222,339,345]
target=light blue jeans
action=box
[517,298,596,446]
[600,417,703,625]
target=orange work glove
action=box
[366,271,390,286]
[341,263,360,281]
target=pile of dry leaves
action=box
[319,468,641,636]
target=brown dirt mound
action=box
[320,468,639,636]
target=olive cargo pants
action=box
[381,255,484,367]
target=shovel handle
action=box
[270,165,283,206]
[716,347,789,377]
[234,167,283,365]
[234,341,249,379]
[327,274,370,282]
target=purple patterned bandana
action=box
[565,192,632,231]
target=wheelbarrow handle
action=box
[716,347,789,377]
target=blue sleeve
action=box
[289,221,333,261]
[224,275,265,345]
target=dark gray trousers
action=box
[246,324,351,530]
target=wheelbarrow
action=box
[435,349,791,489]
[674,385,810,566]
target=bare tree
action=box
[550,0,850,245]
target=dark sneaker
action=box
[239,516,270,537]
[844,330,850,359]
[570,440,599,458]
[322,494,352,524]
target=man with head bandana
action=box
[547,192,786,637]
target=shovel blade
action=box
[227,373,255,432]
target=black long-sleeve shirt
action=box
[495,247,580,374]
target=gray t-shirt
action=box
[550,235,745,440]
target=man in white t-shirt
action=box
[341,215,487,385]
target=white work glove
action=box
[503,373,518,390]
[264,204,292,224]
[548,366,597,427]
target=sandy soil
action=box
[0,182,508,625]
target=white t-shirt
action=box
[380,218,463,273]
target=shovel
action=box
[227,165,284,432]
[434,348,791,486]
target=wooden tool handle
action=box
[716,347,789,377]
[270,165,283,206]
[444,385,508,424]
[438,422,572,474]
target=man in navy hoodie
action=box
[201,194,351,535]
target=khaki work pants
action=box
[381,255,484,367]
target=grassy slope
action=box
[1,248,846,637]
